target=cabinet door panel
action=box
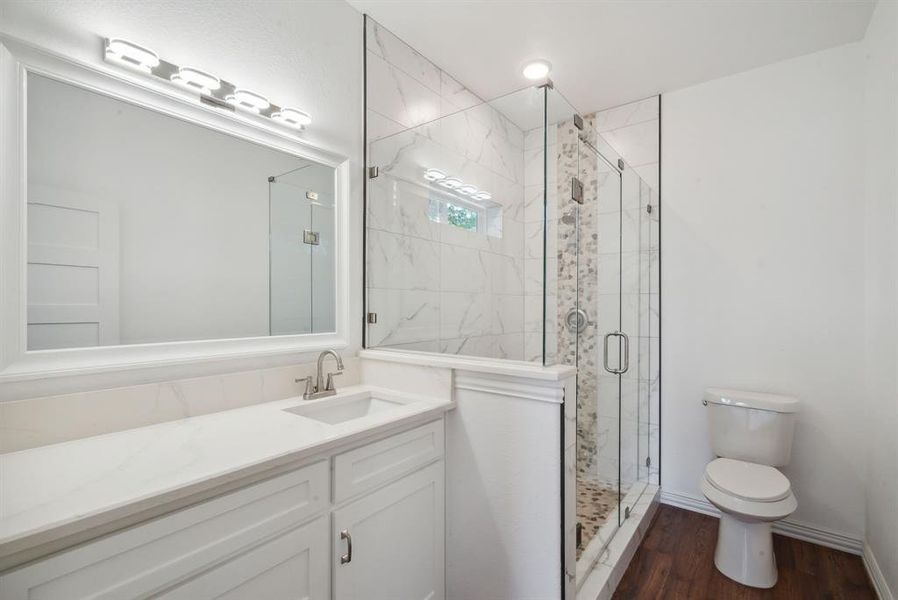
[155,515,329,600]
[333,461,444,600]
[0,461,328,600]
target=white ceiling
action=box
[348,0,876,114]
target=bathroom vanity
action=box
[0,387,450,599]
[0,29,577,600]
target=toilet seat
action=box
[702,459,797,521]
[705,458,791,502]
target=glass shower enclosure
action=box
[269,164,336,335]
[364,82,660,588]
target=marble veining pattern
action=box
[0,359,362,453]
[365,18,531,361]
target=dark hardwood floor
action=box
[613,505,876,599]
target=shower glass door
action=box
[552,110,626,564]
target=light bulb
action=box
[105,38,160,74]
[226,88,270,113]
[424,169,447,182]
[171,66,220,95]
[272,107,312,128]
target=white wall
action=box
[0,0,363,397]
[661,43,867,539]
[862,0,898,594]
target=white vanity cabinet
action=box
[333,462,444,600]
[0,419,445,600]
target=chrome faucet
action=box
[296,349,344,400]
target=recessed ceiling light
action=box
[522,59,551,80]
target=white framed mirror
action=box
[0,36,352,382]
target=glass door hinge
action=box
[571,177,584,204]
[367,312,377,324]
[368,166,379,179]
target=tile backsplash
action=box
[0,358,360,453]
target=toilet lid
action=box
[705,458,791,502]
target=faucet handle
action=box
[295,375,314,398]
[324,371,343,391]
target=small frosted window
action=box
[446,203,478,231]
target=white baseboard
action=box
[659,490,863,555]
[864,542,895,600]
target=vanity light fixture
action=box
[171,66,221,95]
[423,168,446,182]
[104,38,160,74]
[272,108,312,129]
[522,59,552,80]
[102,37,312,131]
[423,169,493,203]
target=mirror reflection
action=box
[26,73,335,351]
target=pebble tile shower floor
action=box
[577,478,617,559]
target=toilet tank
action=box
[705,388,799,467]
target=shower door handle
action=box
[603,331,630,375]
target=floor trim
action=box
[864,542,895,600]
[659,489,863,555]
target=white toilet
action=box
[701,388,800,589]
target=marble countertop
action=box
[0,385,452,570]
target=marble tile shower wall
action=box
[522,126,557,363]
[365,19,532,360]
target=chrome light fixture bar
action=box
[102,37,311,131]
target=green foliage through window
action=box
[446,203,478,231]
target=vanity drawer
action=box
[334,420,444,503]
[0,461,328,600]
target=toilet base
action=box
[714,512,778,588]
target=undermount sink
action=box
[283,393,405,425]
